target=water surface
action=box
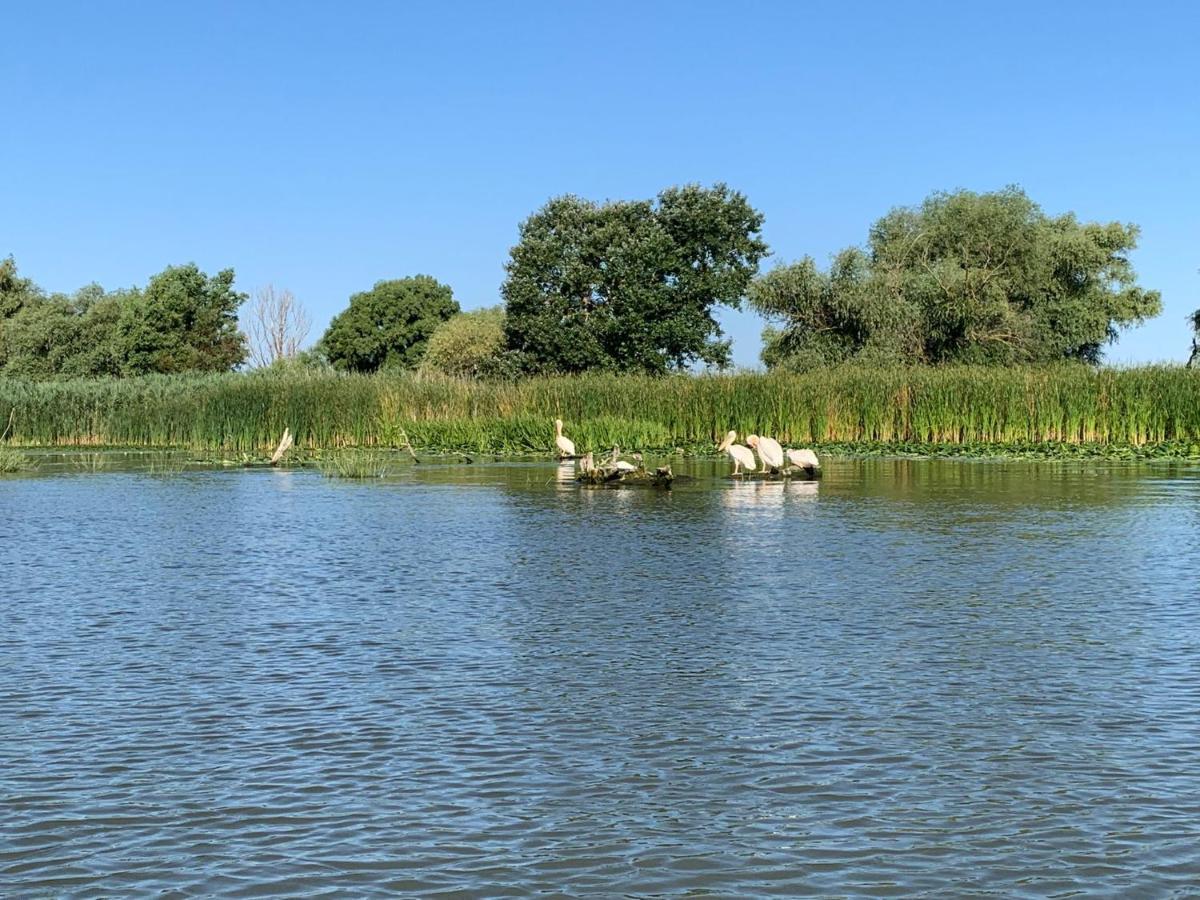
[3,458,1199,896]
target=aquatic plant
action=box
[0,445,28,473]
[0,408,29,471]
[318,448,392,479]
[146,454,188,477]
[0,365,1198,457]
[73,452,114,473]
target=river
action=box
[2,457,1199,896]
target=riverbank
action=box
[1,366,1198,459]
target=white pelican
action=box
[745,434,784,472]
[716,430,756,475]
[554,418,576,458]
[579,451,596,473]
[786,447,821,470]
[609,445,638,472]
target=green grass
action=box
[1,365,1199,458]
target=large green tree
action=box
[752,188,1161,369]
[319,276,459,372]
[119,264,248,374]
[502,183,768,374]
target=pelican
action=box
[554,418,576,458]
[745,434,784,472]
[609,445,638,473]
[579,451,596,473]
[716,430,756,475]
[786,447,821,470]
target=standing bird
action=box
[554,418,576,459]
[716,430,757,475]
[745,434,784,472]
[786,447,821,471]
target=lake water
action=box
[3,456,1199,897]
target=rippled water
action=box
[3,458,1200,897]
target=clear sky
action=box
[4,0,1197,367]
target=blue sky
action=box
[4,1,1196,366]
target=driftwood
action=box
[734,465,820,480]
[577,464,674,488]
[269,428,294,465]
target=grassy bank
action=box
[1,366,1199,457]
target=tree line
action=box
[1,185,1192,380]
[0,261,245,377]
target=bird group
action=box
[716,430,820,476]
[555,418,818,478]
[556,420,642,472]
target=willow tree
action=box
[419,306,512,379]
[753,187,1161,369]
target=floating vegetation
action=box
[0,365,1198,458]
[318,448,392,479]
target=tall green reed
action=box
[1,365,1197,454]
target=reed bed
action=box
[1,365,1198,456]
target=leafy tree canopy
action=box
[502,183,768,374]
[1,257,40,321]
[752,187,1161,369]
[2,286,127,378]
[1,259,248,377]
[319,276,459,373]
[419,306,514,379]
[119,264,247,374]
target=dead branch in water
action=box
[577,464,674,488]
[269,428,294,465]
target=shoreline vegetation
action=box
[2,365,1199,462]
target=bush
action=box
[419,307,515,379]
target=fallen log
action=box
[733,465,821,480]
[577,465,674,488]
